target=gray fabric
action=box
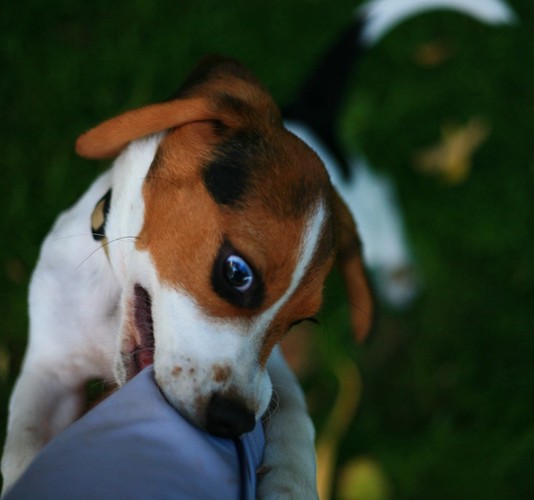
[5,366,264,499]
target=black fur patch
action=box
[283,20,366,180]
[211,239,265,310]
[202,130,264,207]
[215,92,251,117]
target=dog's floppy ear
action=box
[332,190,373,342]
[76,56,278,160]
[75,96,217,159]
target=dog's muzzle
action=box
[128,285,257,437]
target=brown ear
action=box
[332,189,374,342]
[75,97,216,159]
[76,56,279,160]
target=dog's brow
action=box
[256,202,326,332]
[306,214,335,276]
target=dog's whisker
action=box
[74,235,139,270]
[90,232,106,239]
[50,232,95,242]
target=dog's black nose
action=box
[206,393,255,438]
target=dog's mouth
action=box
[130,284,155,375]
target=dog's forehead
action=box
[201,127,329,216]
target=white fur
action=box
[1,170,121,490]
[105,133,163,284]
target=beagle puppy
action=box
[1,56,372,497]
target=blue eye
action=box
[225,255,254,292]
[212,241,264,309]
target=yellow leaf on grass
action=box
[413,117,491,184]
[337,457,391,500]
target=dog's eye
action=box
[224,255,253,292]
[212,240,264,309]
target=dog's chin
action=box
[125,284,155,379]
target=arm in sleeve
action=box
[4,366,264,500]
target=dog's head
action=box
[77,56,372,437]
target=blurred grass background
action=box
[1,0,532,498]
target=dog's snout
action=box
[206,393,255,438]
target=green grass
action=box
[1,1,532,498]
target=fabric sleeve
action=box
[4,366,264,500]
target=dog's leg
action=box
[258,345,318,499]
[1,173,119,493]
[1,368,88,491]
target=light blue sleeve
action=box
[4,366,264,500]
